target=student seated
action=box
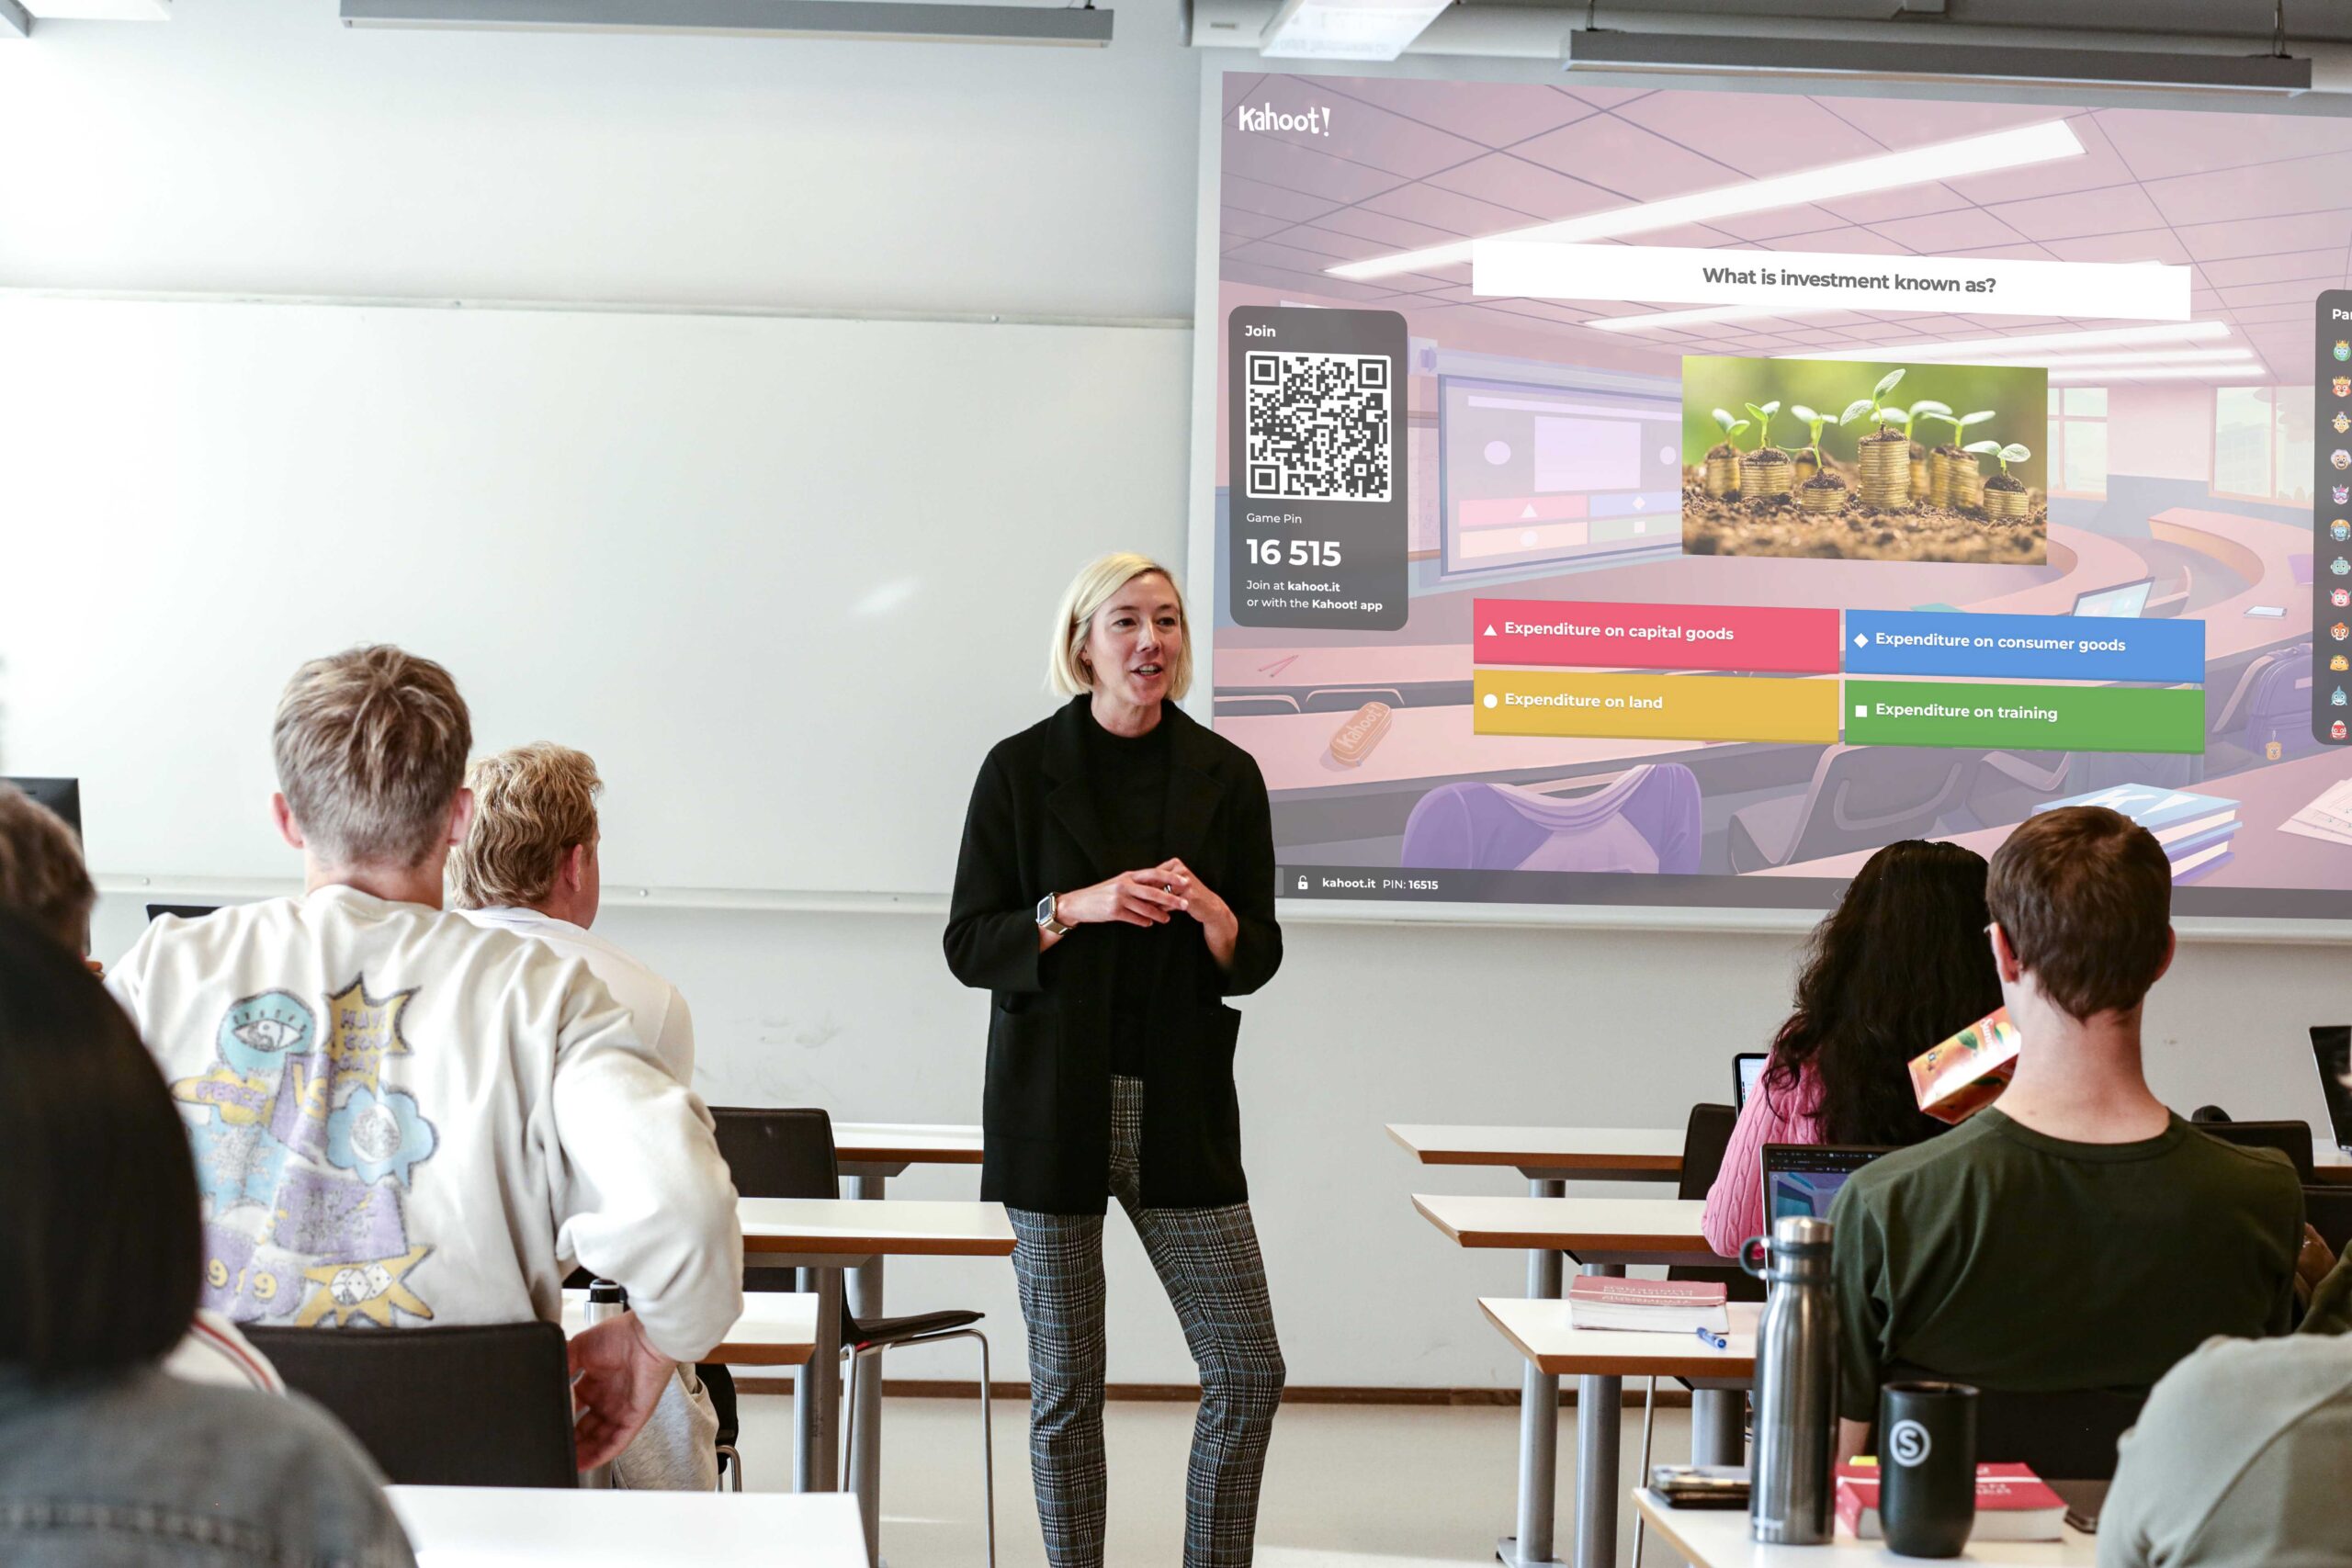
[2098,1330,2352,1567]
[0,782,282,1395]
[0,911,414,1568]
[447,740,716,1488]
[1703,840,2000,1256]
[107,646,741,1474]
[1828,806,2304,1462]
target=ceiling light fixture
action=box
[2050,363,2274,383]
[1584,303,1842,333]
[1784,321,2233,362]
[1258,0,1449,62]
[1329,119,2083,283]
[340,0,1114,46]
[1563,31,2312,96]
[0,1,28,38]
[1980,348,2257,371]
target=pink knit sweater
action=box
[1702,1057,1825,1258]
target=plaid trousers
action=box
[1008,1076,1286,1568]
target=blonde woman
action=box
[944,553,1285,1568]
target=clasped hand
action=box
[1059,858,1236,944]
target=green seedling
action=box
[1922,407,1995,448]
[1790,404,1835,468]
[1965,440,2032,479]
[1838,369,1907,435]
[1711,407,1750,446]
[1743,400,1781,453]
[1898,399,1948,446]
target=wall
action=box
[27,3,2352,1390]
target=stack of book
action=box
[2033,784,2240,883]
[2283,776,2352,848]
[1834,1461,2067,1542]
[1565,1276,1727,1335]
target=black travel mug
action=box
[1877,1381,1978,1558]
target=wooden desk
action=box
[1417,1194,1716,1568]
[1387,1123,1684,1184]
[827,1122,985,1552]
[1483,1297,1759,1384]
[560,1288,819,1368]
[1631,1488,2098,1567]
[386,1483,868,1567]
[740,1196,1012,1566]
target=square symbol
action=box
[1854,705,1868,719]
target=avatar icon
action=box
[2335,622,2351,642]
[2336,558,2352,576]
[2336,341,2350,361]
[2336,376,2350,398]
[2335,412,2349,435]
[2336,720,2349,741]
[2334,655,2349,672]
[2335,689,2348,707]
[2334,520,2351,541]
[2335,450,2351,470]
[2335,588,2351,608]
[2267,739,2284,761]
[2335,485,2349,504]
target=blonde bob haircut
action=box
[448,742,602,911]
[1046,553,1193,700]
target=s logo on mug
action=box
[1889,1419,1933,1466]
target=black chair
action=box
[244,1321,577,1488]
[2306,1186,2352,1253]
[702,1362,743,1491]
[1876,1363,2147,1483]
[711,1106,996,1562]
[2195,1119,2316,1180]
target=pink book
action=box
[1566,1276,1729,1334]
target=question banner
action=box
[1473,241,2189,322]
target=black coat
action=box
[944,695,1283,1214]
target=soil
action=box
[1680,459,2046,563]
[1750,446,1790,464]
[1985,474,2025,492]
[1801,473,1846,492]
[1707,442,1739,461]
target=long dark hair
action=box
[1762,840,2002,1148]
[0,909,201,1376]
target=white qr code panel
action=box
[1244,351,1393,502]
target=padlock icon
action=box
[1295,874,1309,892]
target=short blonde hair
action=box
[273,646,471,869]
[1046,552,1193,700]
[0,784,95,950]
[447,743,602,911]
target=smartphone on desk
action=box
[1650,1464,1750,1508]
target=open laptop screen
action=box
[2313,1027,2352,1156]
[1736,1053,1767,1111]
[1762,1144,1892,1226]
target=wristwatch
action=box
[1036,892,1070,936]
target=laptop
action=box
[146,903,219,922]
[4,776,80,840]
[2070,580,2152,618]
[1761,1144,1892,1225]
[1735,1052,1767,1111]
[2313,1026,2352,1157]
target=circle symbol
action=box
[1483,694,1498,709]
[1484,440,1511,466]
[1888,1419,1932,1466]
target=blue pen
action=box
[1694,1325,1729,1350]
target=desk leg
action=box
[1690,1389,1744,1468]
[1571,1263,1623,1568]
[797,1268,845,1495]
[846,1174,886,1566]
[1498,1177,1566,1568]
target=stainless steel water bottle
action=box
[1741,1214,1838,1544]
[578,1279,628,1489]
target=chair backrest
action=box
[243,1321,576,1487]
[2196,1119,2316,1180]
[1972,1385,2150,1483]
[711,1106,841,1199]
[1782,746,1972,867]
[2305,1186,2352,1252]
[1668,1102,1763,1302]
[711,1106,841,1299]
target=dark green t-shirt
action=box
[1828,1109,2303,1423]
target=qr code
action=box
[1244,351,1393,502]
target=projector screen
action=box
[1199,72,2352,922]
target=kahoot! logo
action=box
[1237,103,1332,137]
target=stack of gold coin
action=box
[1909,444,1930,498]
[1858,430,1910,509]
[1797,479,1848,514]
[1983,482,2030,520]
[1927,448,1961,507]
[1741,450,1793,501]
[1703,446,1742,498]
[1950,461,1984,512]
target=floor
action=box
[736,1391,1697,1568]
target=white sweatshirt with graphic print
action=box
[108,886,741,1364]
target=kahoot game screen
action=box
[1203,74,2352,920]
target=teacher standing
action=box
[945,552,1285,1568]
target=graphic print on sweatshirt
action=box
[173,976,441,1327]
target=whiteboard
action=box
[0,295,1189,897]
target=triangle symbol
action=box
[1520,503,1539,519]
[1482,625,1498,637]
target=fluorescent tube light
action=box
[1565,30,2312,96]
[1785,321,2232,362]
[1330,119,2082,282]
[1260,0,1447,61]
[1983,348,2257,371]
[2050,363,2273,383]
[340,0,1114,46]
